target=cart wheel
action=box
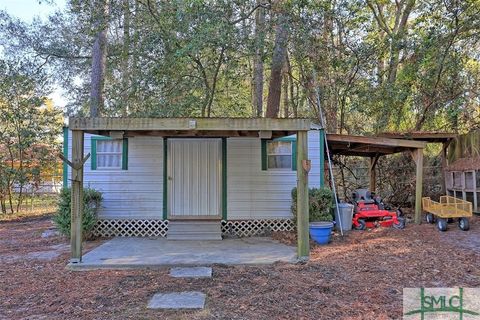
[393,217,406,229]
[437,218,448,232]
[396,209,404,217]
[458,217,470,231]
[355,219,366,230]
[426,213,435,224]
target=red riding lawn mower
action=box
[351,189,406,230]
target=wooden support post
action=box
[412,148,424,225]
[369,154,380,192]
[71,130,84,263]
[296,130,309,260]
[440,141,450,195]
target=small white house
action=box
[63,118,326,240]
[64,118,428,262]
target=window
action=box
[91,138,128,170]
[476,170,480,190]
[453,171,462,189]
[465,171,474,190]
[261,138,297,171]
[267,141,292,169]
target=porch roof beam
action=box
[327,133,427,149]
[69,117,312,132]
[95,129,297,139]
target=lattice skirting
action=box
[92,219,169,237]
[93,218,294,238]
[221,219,294,237]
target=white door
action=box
[168,139,222,218]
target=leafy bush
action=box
[53,187,102,239]
[291,187,335,223]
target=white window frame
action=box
[96,139,123,170]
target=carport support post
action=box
[412,148,424,225]
[71,130,84,263]
[296,130,309,260]
[369,154,380,192]
[440,141,450,195]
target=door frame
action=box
[164,137,225,220]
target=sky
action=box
[0,0,68,108]
[0,0,66,22]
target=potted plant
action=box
[292,187,335,245]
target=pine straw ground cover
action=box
[0,215,479,320]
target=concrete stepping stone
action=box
[170,267,212,278]
[147,292,206,309]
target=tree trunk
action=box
[206,48,226,117]
[253,0,266,117]
[90,0,110,117]
[367,0,416,85]
[377,29,385,85]
[121,0,130,116]
[282,58,289,118]
[266,13,289,118]
[387,0,416,84]
[130,0,140,114]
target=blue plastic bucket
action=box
[309,222,334,245]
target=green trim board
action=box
[319,129,325,187]
[91,136,128,170]
[162,137,168,220]
[62,127,68,187]
[291,140,297,171]
[222,138,227,220]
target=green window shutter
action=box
[292,140,297,171]
[122,138,128,170]
[261,139,268,171]
[91,137,97,170]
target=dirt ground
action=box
[0,215,479,320]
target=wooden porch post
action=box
[412,148,424,224]
[369,154,380,192]
[297,130,309,260]
[71,130,84,262]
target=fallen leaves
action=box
[0,214,479,319]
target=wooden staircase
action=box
[167,220,222,240]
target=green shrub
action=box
[291,187,335,223]
[53,187,102,239]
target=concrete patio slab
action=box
[170,267,212,278]
[68,237,296,269]
[147,292,206,309]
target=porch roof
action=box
[327,133,427,157]
[68,117,313,138]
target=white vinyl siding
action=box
[68,130,322,221]
[227,131,322,219]
[66,133,163,219]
